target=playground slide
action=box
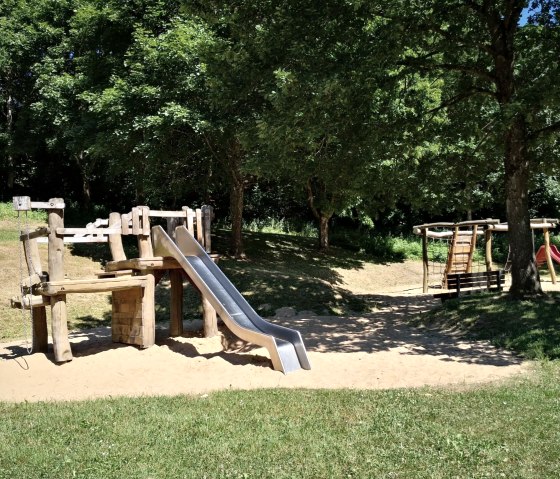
[536,245,560,267]
[151,225,311,374]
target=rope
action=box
[17,210,33,354]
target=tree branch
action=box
[437,63,496,82]
[529,120,560,140]
[427,88,495,114]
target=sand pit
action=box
[1,276,528,403]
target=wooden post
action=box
[48,198,72,362]
[136,206,153,258]
[422,228,429,293]
[108,212,126,261]
[169,269,183,336]
[23,237,43,278]
[203,296,219,337]
[466,224,478,273]
[195,208,203,244]
[543,228,557,284]
[202,205,212,252]
[202,254,219,336]
[141,273,156,347]
[32,306,49,353]
[485,229,493,272]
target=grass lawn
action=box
[1,364,559,478]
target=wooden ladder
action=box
[444,226,478,285]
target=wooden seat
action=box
[434,270,505,302]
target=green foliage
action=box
[0,201,46,222]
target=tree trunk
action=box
[481,4,542,297]
[504,116,542,297]
[74,152,94,209]
[226,139,245,258]
[306,177,332,250]
[319,214,330,250]
[229,177,245,257]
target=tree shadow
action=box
[272,293,523,367]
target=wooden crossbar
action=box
[37,276,148,296]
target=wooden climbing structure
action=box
[414,219,500,293]
[11,197,216,363]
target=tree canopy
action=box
[1,0,559,296]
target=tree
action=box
[387,0,560,297]
[235,0,407,249]
[0,0,73,194]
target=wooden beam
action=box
[169,269,184,337]
[48,198,72,362]
[105,257,181,272]
[422,228,429,293]
[37,236,109,244]
[19,227,50,241]
[31,200,66,209]
[543,228,557,284]
[38,276,148,296]
[55,227,121,235]
[11,294,50,309]
[108,212,126,261]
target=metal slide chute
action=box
[151,225,311,374]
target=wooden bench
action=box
[434,270,505,302]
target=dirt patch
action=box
[0,260,534,402]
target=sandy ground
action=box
[0,261,534,402]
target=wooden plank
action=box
[38,236,109,244]
[19,227,49,241]
[186,207,194,236]
[105,257,181,272]
[55,227,121,235]
[38,276,148,295]
[13,196,31,211]
[108,212,126,262]
[132,207,141,235]
[31,200,66,209]
[121,213,131,235]
[196,208,203,244]
[140,206,151,235]
[149,210,189,218]
[96,269,134,278]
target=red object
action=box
[535,245,560,267]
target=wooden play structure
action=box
[11,197,215,362]
[414,218,559,299]
[10,197,310,374]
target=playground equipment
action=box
[413,219,500,294]
[414,217,560,297]
[10,197,310,374]
[488,218,559,284]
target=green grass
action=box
[1,365,559,478]
[413,293,560,360]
